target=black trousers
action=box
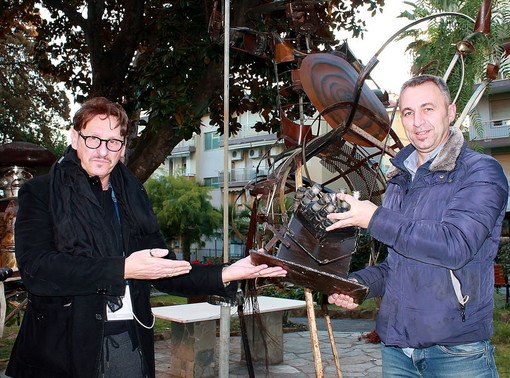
[99,331,145,378]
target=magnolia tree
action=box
[3,0,386,181]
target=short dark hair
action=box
[400,75,451,105]
[73,97,129,136]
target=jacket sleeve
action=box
[153,264,238,298]
[350,257,390,299]
[15,178,127,297]
[368,156,508,270]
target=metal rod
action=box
[295,123,324,378]
[218,303,231,377]
[322,300,343,377]
[237,298,255,377]
[305,288,324,377]
[453,79,491,129]
[0,282,5,337]
[222,0,230,265]
[443,53,460,82]
[218,1,231,377]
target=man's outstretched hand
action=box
[221,255,287,283]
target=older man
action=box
[327,75,507,377]
[7,97,286,378]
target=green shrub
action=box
[497,241,510,276]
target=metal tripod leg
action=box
[306,289,344,378]
[322,300,343,378]
[305,288,324,377]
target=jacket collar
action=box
[386,127,465,179]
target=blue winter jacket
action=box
[352,128,508,348]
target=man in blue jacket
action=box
[327,75,508,377]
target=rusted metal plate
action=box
[250,249,368,304]
[299,53,390,147]
[276,213,358,276]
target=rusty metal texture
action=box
[277,212,358,273]
[473,0,492,34]
[250,249,369,304]
[0,141,57,167]
[0,199,17,268]
[299,53,390,147]
[280,111,314,148]
[502,42,510,57]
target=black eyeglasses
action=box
[78,132,125,152]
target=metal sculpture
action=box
[250,184,369,303]
[239,0,507,303]
[210,0,508,376]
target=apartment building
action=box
[468,78,510,235]
[159,112,283,260]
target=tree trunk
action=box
[182,237,191,262]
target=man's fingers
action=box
[255,266,287,277]
[328,293,359,309]
[147,248,169,258]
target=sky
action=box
[336,1,416,95]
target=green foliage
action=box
[493,314,510,344]
[259,282,323,303]
[497,241,510,276]
[493,301,510,376]
[145,175,222,261]
[351,230,388,272]
[0,8,69,155]
[229,203,252,243]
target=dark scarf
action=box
[49,146,158,258]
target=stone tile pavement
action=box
[154,330,382,377]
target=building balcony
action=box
[218,168,268,187]
[170,139,196,157]
[220,132,278,149]
[469,119,510,149]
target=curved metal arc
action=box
[451,54,466,105]
[443,31,481,82]
[326,12,479,184]
[453,79,491,130]
[345,12,477,134]
[373,12,476,63]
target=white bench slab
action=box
[152,295,305,322]
[152,296,306,377]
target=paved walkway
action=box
[0,320,380,377]
[154,320,382,377]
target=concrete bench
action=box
[152,296,306,377]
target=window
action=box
[204,132,221,150]
[490,97,510,127]
[204,177,220,188]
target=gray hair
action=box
[400,75,451,105]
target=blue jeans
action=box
[381,341,499,377]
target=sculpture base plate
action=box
[250,250,369,304]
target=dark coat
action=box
[353,128,508,348]
[7,173,235,378]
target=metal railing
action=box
[218,167,268,183]
[469,119,510,140]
